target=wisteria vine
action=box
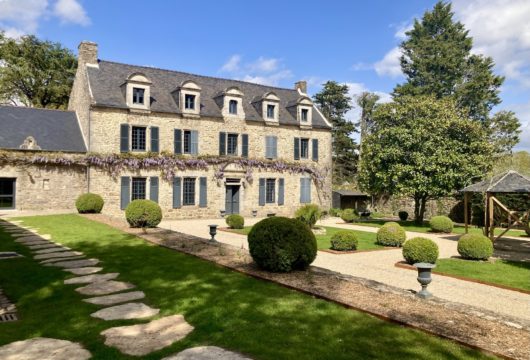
[0,151,328,188]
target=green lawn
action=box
[348,219,527,237]
[435,258,530,292]
[228,226,383,251]
[0,214,492,359]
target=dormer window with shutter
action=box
[178,80,201,117]
[258,92,280,124]
[125,73,151,111]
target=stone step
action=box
[162,346,252,360]
[83,291,145,305]
[64,273,119,285]
[28,244,62,250]
[0,337,91,360]
[91,302,159,320]
[34,247,72,254]
[63,267,103,275]
[76,280,135,296]
[34,251,83,260]
[40,255,86,265]
[45,258,100,268]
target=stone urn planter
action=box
[208,224,218,242]
[414,262,436,299]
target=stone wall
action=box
[373,196,459,220]
[0,163,87,211]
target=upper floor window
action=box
[300,138,309,159]
[265,136,278,159]
[183,177,196,205]
[132,88,145,105]
[227,133,238,155]
[267,104,275,119]
[131,177,146,200]
[229,100,238,115]
[131,126,146,151]
[301,108,309,122]
[266,179,276,203]
[185,94,196,110]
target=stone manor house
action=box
[0,42,332,219]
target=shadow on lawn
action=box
[0,217,491,360]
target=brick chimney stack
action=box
[78,41,98,65]
[295,80,307,94]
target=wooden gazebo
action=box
[461,170,530,241]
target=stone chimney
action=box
[294,80,307,94]
[78,41,98,65]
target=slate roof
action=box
[460,171,530,193]
[0,106,86,152]
[86,60,332,129]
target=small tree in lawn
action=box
[358,96,492,224]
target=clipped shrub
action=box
[398,211,409,221]
[370,211,385,219]
[376,222,406,247]
[75,193,104,214]
[226,214,244,229]
[402,237,439,264]
[295,204,322,229]
[248,217,317,272]
[330,231,358,251]
[125,199,162,228]
[457,234,493,260]
[430,215,454,233]
[341,208,358,223]
[329,208,342,217]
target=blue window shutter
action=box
[150,127,159,153]
[273,136,278,159]
[199,177,207,207]
[191,130,199,155]
[259,178,265,206]
[120,177,130,209]
[150,177,159,203]
[174,129,182,154]
[265,136,271,159]
[278,178,284,205]
[312,139,319,161]
[219,132,226,156]
[306,178,312,203]
[300,178,305,203]
[120,124,129,153]
[173,177,182,208]
[242,134,249,157]
[294,137,300,160]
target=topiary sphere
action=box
[402,237,439,264]
[457,234,493,260]
[75,193,104,214]
[341,208,358,223]
[330,230,358,251]
[248,217,317,272]
[125,199,162,228]
[430,216,454,233]
[226,214,244,229]
[376,222,406,247]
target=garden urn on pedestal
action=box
[208,224,218,242]
[414,262,436,299]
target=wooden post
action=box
[488,193,495,240]
[463,192,469,234]
[483,193,489,236]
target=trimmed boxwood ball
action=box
[75,193,104,214]
[376,222,406,247]
[430,215,454,233]
[295,204,322,229]
[125,199,162,228]
[330,231,358,251]
[402,237,439,264]
[248,217,317,272]
[457,234,493,260]
[226,214,244,229]
[340,208,357,223]
[398,211,408,221]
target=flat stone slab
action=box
[76,280,134,296]
[91,302,159,320]
[83,291,145,305]
[34,251,83,260]
[28,244,62,250]
[18,240,51,246]
[40,255,86,264]
[65,273,119,285]
[34,247,71,254]
[45,258,100,268]
[101,314,194,356]
[15,236,48,243]
[64,267,103,275]
[0,337,91,360]
[162,346,252,360]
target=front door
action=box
[0,178,16,209]
[225,185,240,215]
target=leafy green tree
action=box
[486,111,521,155]
[393,1,504,123]
[358,96,492,224]
[313,81,357,185]
[356,91,380,156]
[0,32,77,108]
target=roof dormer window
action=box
[178,80,201,117]
[125,73,151,111]
[185,94,196,110]
[267,104,275,119]
[229,99,238,115]
[301,108,309,122]
[258,92,280,123]
[132,88,145,105]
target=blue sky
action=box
[1,0,529,151]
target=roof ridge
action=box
[0,105,75,114]
[98,59,301,93]
[488,171,511,191]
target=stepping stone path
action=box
[91,302,159,320]
[76,280,135,296]
[28,243,63,250]
[64,273,119,285]
[83,291,146,305]
[40,256,87,265]
[0,337,91,360]
[34,251,83,260]
[46,258,100,268]
[163,346,252,360]
[101,315,194,356]
[64,267,102,275]
[35,246,71,254]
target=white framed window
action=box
[183,177,196,205]
[179,80,201,116]
[131,177,146,200]
[229,99,238,114]
[131,126,146,151]
[266,178,276,203]
[126,73,151,110]
[185,94,196,110]
[132,88,145,105]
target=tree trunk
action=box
[414,194,428,225]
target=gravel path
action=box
[159,216,530,322]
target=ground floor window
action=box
[0,178,15,209]
[266,178,276,203]
[131,177,146,200]
[183,177,196,205]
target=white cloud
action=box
[373,47,402,78]
[506,100,530,152]
[248,57,279,73]
[53,0,90,26]
[344,82,392,125]
[220,54,241,72]
[0,0,89,37]
[219,55,292,86]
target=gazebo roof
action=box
[461,170,530,193]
